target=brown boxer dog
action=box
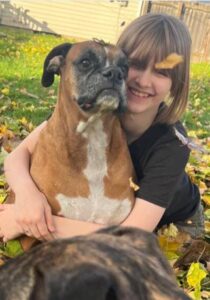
[0,226,190,300]
[6,40,135,250]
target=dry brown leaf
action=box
[174,240,210,269]
[129,177,140,191]
[155,53,183,69]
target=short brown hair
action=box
[117,13,192,124]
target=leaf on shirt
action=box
[129,177,140,191]
[155,53,183,69]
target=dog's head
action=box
[41,40,128,114]
[0,227,190,300]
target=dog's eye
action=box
[80,59,91,69]
[121,64,129,76]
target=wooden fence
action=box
[141,1,210,62]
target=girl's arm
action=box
[3,121,55,240]
[0,198,165,242]
[4,121,47,191]
[52,198,165,238]
[122,198,165,230]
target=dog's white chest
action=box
[56,119,131,225]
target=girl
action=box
[0,13,203,242]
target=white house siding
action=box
[0,0,143,43]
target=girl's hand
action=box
[12,188,55,241]
[0,204,23,242]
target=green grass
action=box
[0,26,76,129]
[184,63,210,138]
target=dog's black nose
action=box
[102,67,123,84]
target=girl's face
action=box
[126,64,172,114]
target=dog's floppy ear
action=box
[41,43,72,87]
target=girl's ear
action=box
[41,43,72,87]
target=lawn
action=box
[0,25,210,299]
[0,26,76,128]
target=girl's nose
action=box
[135,69,152,88]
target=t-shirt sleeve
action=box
[135,140,190,208]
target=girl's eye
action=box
[80,59,91,69]
[128,59,144,70]
[154,69,169,77]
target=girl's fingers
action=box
[27,225,42,240]
[37,219,51,241]
[45,207,55,233]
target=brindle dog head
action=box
[41,40,128,114]
[0,226,190,300]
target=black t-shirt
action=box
[128,122,200,227]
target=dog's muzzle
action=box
[79,66,127,113]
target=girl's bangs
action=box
[128,27,178,78]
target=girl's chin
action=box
[127,100,149,114]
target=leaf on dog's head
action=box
[155,53,183,69]
[129,177,140,191]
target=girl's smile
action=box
[127,85,155,102]
[128,82,155,97]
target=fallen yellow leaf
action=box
[18,117,28,126]
[163,223,178,238]
[204,221,210,233]
[199,181,207,189]
[202,194,210,206]
[0,125,14,139]
[1,87,10,95]
[158,235,181,253]
[155,53,183,69]
[0,193,7,204]
[187,262,207,300]
[28,122,34,132]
